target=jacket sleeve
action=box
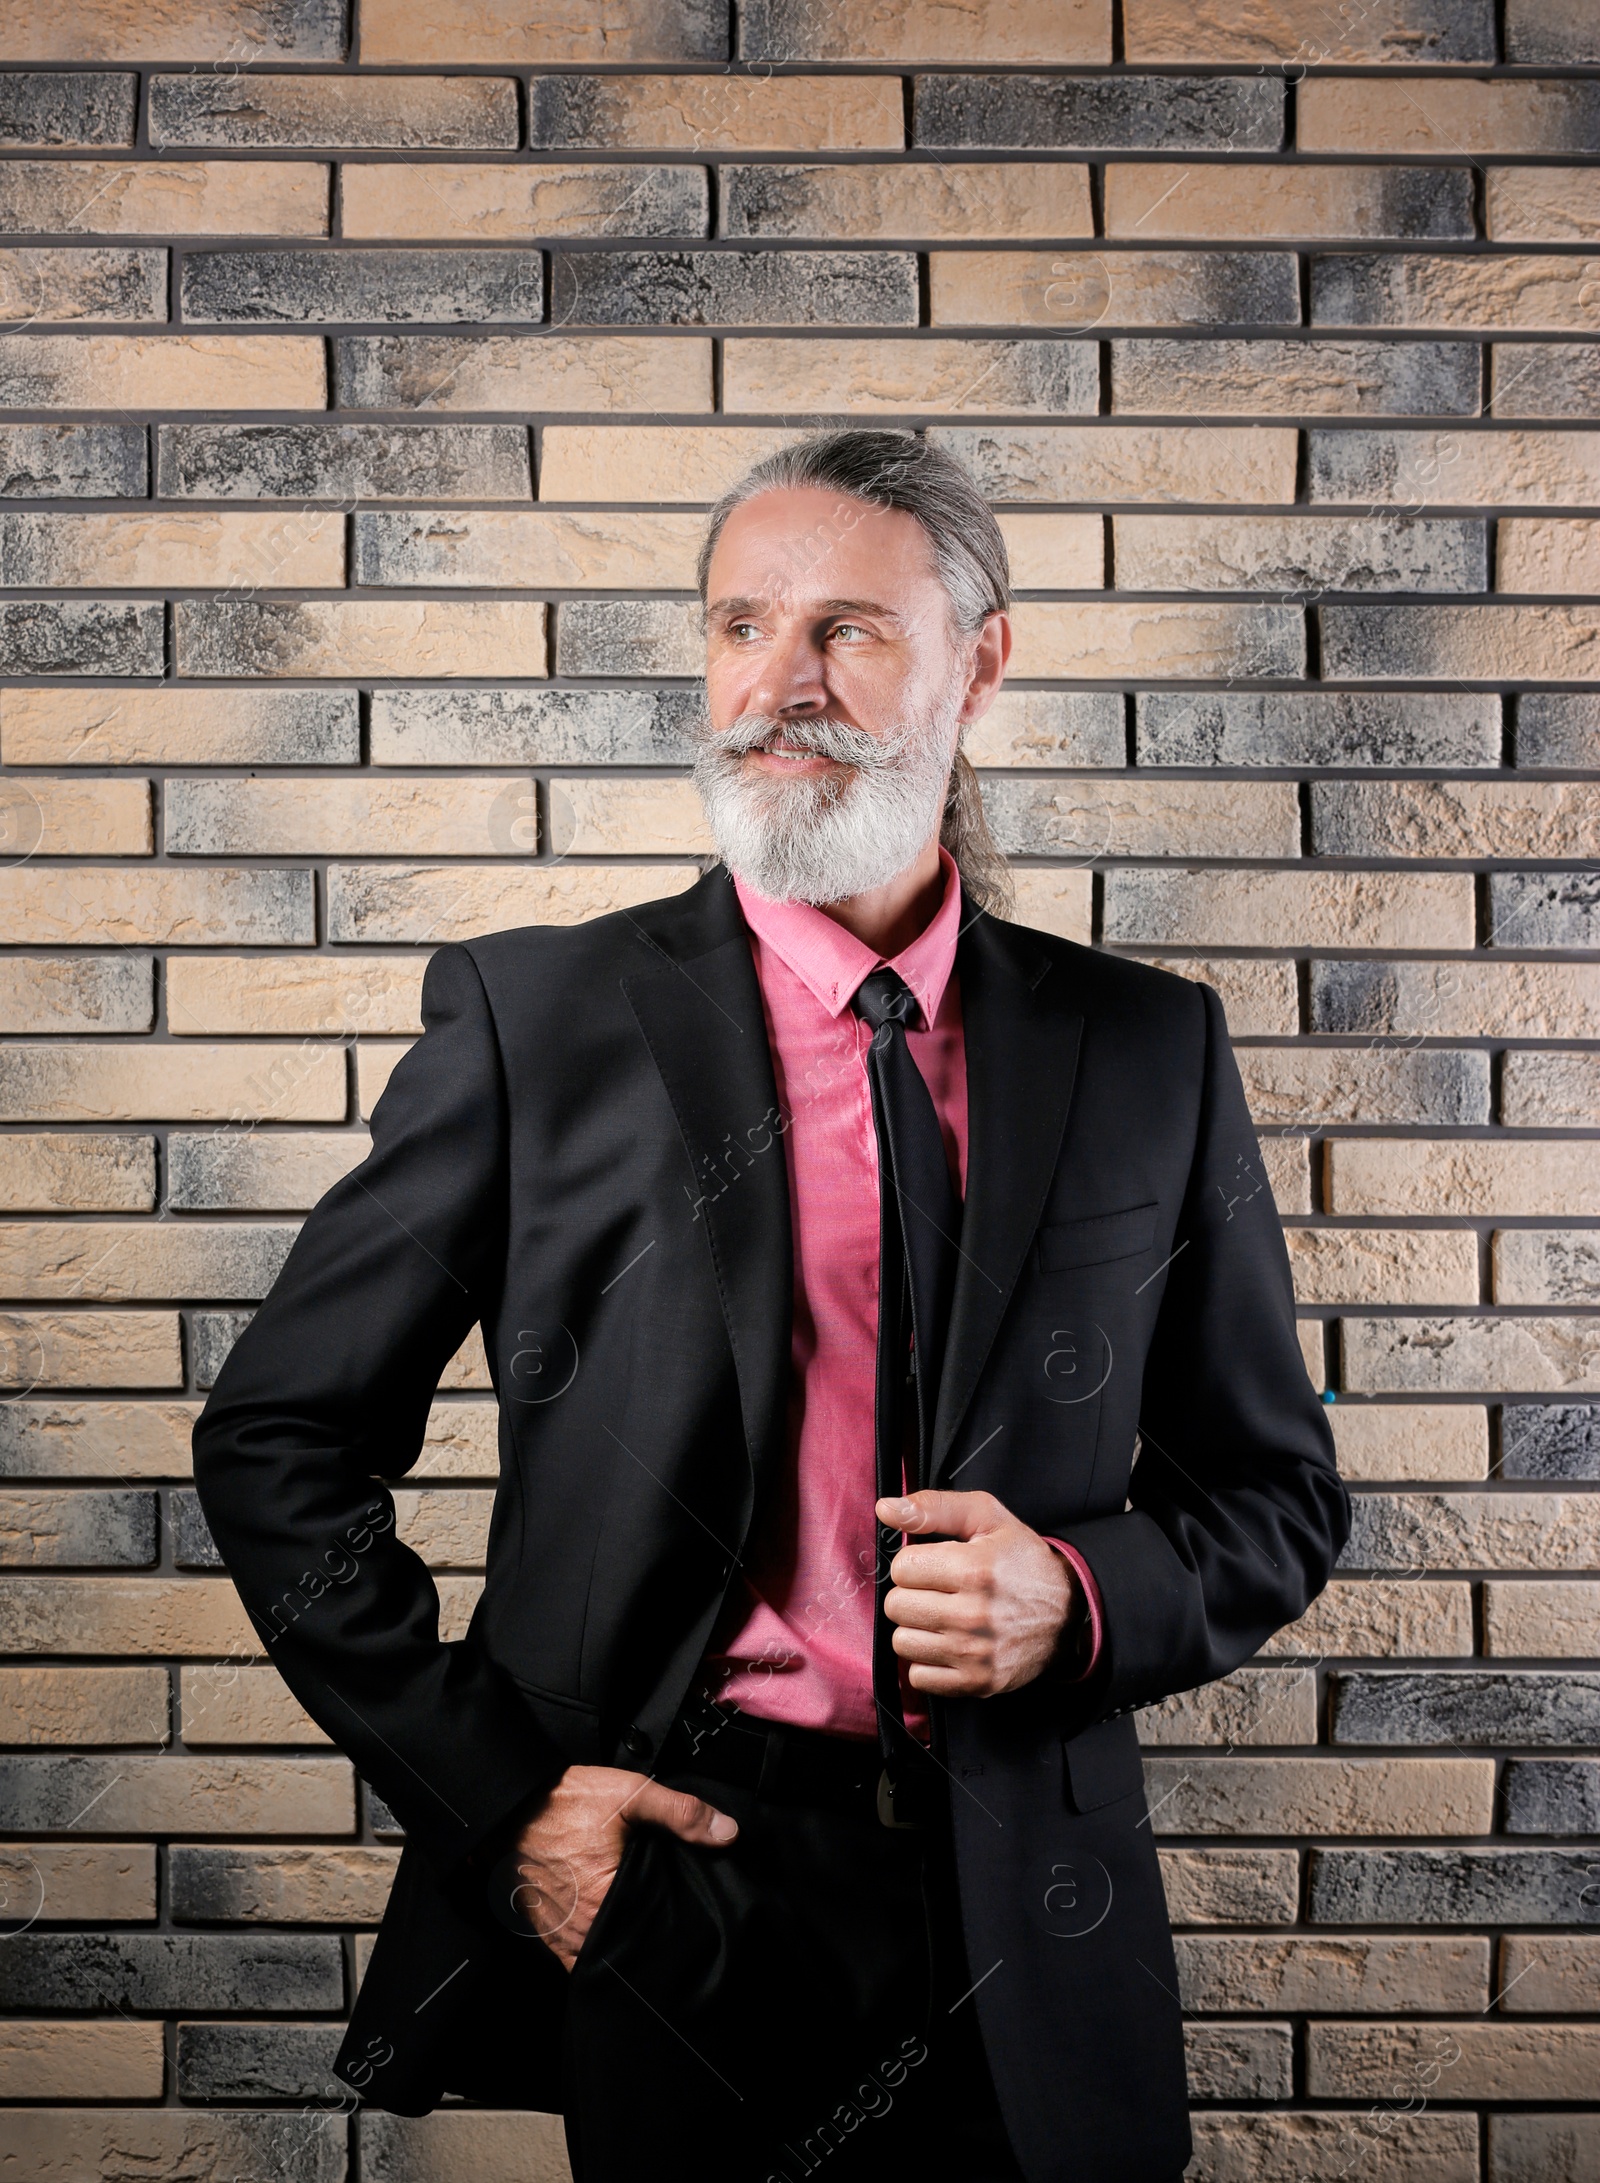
[1054,980,1350,1721]
[191,941,568,1874]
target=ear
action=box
[958,611,1012,726]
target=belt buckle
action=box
[876,1766,922,1830]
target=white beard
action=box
[692,685,962,906]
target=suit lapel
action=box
[931,905,1084,1484]
[620,871,794,1520]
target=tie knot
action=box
[851,967,923,1034]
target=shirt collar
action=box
[734,846,964,1027]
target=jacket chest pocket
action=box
[1036,1202,1159,1274]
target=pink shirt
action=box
[700,849,1101,1741]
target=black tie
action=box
[852,968,961,1787]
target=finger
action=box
[876,1488,1006,1542]
[624,1779,738,1845]
[904,1660,986,1696]
[887,1540,977,1593]
[884,1584,985,1634]
[890,1623,985,1670]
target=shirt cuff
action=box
[1041,1537,1104,1683]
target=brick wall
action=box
[0,0,1597,2176]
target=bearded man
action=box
[194,430,1347,2183]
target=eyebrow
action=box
[706,594,904,623]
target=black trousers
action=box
[558,1708,1026,2183]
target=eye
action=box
[725,619,763,642]
[829,621,870,642]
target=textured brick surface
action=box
[1111,338,1480,418]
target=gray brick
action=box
[0,245,165,322]
[170,1486,221,1570]
[1491,2118,1600,2183]
[1506,0,1600,61]
[913,75,1283,151]
[555,598,700,677]
[1316,244,1600,327]
[1310,1848,1600,1925]
[551,249,917,327]
[367,1785,404,1837]
[1490,871,1600,951]
[1503,1759,1600,1834]
[1115,514,1485,595]
[0,1488,155,1567]
[181,248,544,325]
[1310,963,1414,1038]
[156,422,531,501]
[0,958,156,1036]
[0,1930,342,2011]
[1111,337,1480,420]
[1501,1405,1600,1483]
[1331,1671,1600,1748]
[1136,691,1500,769]
[149,73,518,150]
[0,600,163,677]
[177,2019,343,2100]
[370,686,698,766]
[1493,343,1600,419]
[0,72,136,149]
[192,1309,252,1389]
[1516,694,1600,769]
[0,421,146,497]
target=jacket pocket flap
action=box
[1037,1202,1159,1273]
[1062,1714,1146,1813]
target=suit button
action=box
[621,1725,652,1760]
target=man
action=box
[193,430,1348,2183]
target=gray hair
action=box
[696,430,1015,917]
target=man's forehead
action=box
[706,590,909,624]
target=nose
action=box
[746,621,827,720]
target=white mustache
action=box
[706,713,906,769]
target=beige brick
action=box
[179,1662,329,1746]
[0,159,327,236]
[342,337,694,420]
[0,957,153,1037]
[328,861,700,944]
[1008,868,1092,943]
[167,774,546,857]
[174,1843,397,1920]
[358,508,702,589]
[1330,1141,1600,1219]
[1319,779,1600,860]
[362,0,751,62]
[0,509,343,589]
[1143,1756,1493,1836]
[1158,1847,1300,1927]
[0,1575,259,1656]
[1487,167,1600,244]
[173,599,548,678]
[538,423,809,501]
[1301,79,1600,156]
[0,1665,168,1745]
[1106,869,1473,949]
[1498,516,1600,592]
[550,778,711,857]
[0,244,164,324]
[1484,1580,1600,1658]
[436,1573,483,1639]
[1300,1316,1326,1393]
[0,1220,294,1302]
[727,163,1092,242]
[359,2110,580,2183]
[0,1841,155,1921]
[1286,1229,1479,1309]
[0,776,148,856]
[1118,513,1484,596]
[0,687,357,768]
[1128,957,1300,1040]
[1341,1488,1600,1570]
[0,1753,352,1834]
[1241,1052,1488,1131]
[1178,1935,1490,2015]
[0,1044,343,1123]
[1330,962,1600,1043]
[741,0,1109,62]
[1185,2022,1292,2103]
[1493,1230,1600,1307]
[996,514,1105,590]
[532,73,903,150]
[0,1486,145,1567]
[988,776,1299,858]
[0,331,325,409]
[1490,2116,1600,2183]
[1258,1579,1474,1660]
[722,338,1099,420]
[1497,1938,1600,2014]
[412,1400,500,1481]
[1125,0,1490,64]
[1315,430,1600,509]
[1503,1051,1600,1127]
[3,1,344,62]
[0,1399,198,1481]
[392,1487,491,1568]
[166,1126,366,1212]
[1261,1135,1312,1215]
[340,162,694,241]
[0,2021,163,2101]
[0,2114,354,2178]
[356,1041,410,1117]
[0,1312,180,1389]
[934,423,1299,505]
[168,955,425,1037]
[930,251,1297,332]
[1320,255,1600,334]
[1310,2020,1600,2103]
[1107,164,1468,242]
[1330,1406,1489,1484]
[1138,1664,1317,1747]
[0,1134,153,1214]
[1343,1319,1600,1399]
[1010,601,1303,681]
[1191,2111,1476,2183]
[964,687,1124,775]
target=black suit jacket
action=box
[192,868,1348,2183]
